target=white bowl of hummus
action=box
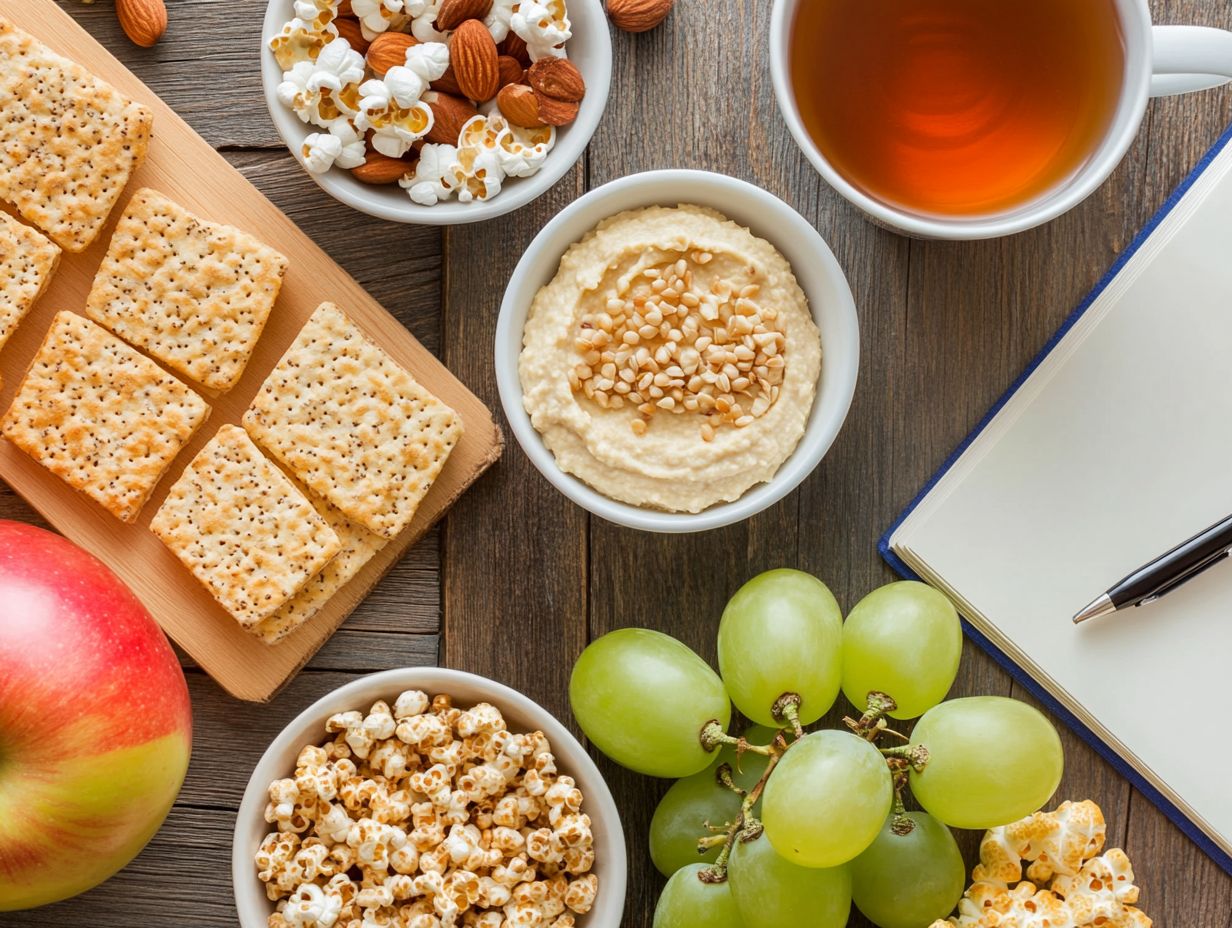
[496,170,859,532]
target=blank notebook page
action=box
[891,141,1232,853]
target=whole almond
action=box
[352,152,416,185]
[606,0,674,33]
[333,17,371,55]
[500,33,531,66]
[497,83,545,129]
[534,91,579,127]
[497,55,526,89]
[450,19,501,102]
[116,0,167,47]
[425,92,480,145]
[436,0,494,31]
[528,57,585,102]
[367,32,419,77]
[432,66,465,96]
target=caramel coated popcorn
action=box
[256,691,599,928]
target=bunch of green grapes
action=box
[568,570,1065,928]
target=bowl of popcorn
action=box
[261,0,611,224]
[232,667,626,928]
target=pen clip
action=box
[1140,548,1231,605]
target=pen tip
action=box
[1073,593,1115,625]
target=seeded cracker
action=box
[0,19,153,252]
[86,189,290,392]
[0,212,61,355]
[0,312,211,522]
[243,302,463,539]
[150,425,343,627]
[251,484,387,645]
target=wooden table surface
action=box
[6,1,1232,926]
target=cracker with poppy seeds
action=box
[0,211,61,355]
[243,302,463,539]
[150,425,343,627]
[0,18,153,252]
[251,482,388,645]
[0,312,211,522]
[85,189,290,392]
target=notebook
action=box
[881,125,1232,875]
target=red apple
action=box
[0,520,192,910]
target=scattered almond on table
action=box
[115,0,167,47]
[606,0,674,33]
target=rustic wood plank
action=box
[439,168,589,706]
[53,0,282,148]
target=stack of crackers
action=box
[0,19,464,645]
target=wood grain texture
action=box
[5,0,1232,924]
[0,0,499,702]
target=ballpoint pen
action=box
[1073,512,1232,624]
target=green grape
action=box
[653,864,745,928]
[762,730,892,868]
[728,833,851,928]
[841,581,962,720]
[849,812,965,928]
[569,628,732,778]
[717,569,844,726]
[909,696,1063,829]
[649,726,777,876]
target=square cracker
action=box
[0,19,153,252]
[243,302,463,539]
[0,312,210,522]
[251,484,387,646]
[86,189,290,392]
[0,211,61,353]
[150,425,343,627]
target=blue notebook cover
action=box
[878,123,1232,876]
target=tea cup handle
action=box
[1152,25,1232,97]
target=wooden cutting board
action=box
[0,0,503,702]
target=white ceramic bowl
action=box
[260,0,612,225]
[232,668,627,927]
[494,169,861,533]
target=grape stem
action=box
[843,690,899,741]
[772,692,805,739]
[697,729,791,884]
[879,743,930,772]
[700,721,775,757]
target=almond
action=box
[367,32,419,77]
[527,57,585,102]
[497,83,545,129]
[533,90,579,127]
[338,0,354,14]
[352,152,416,185]
[497,55,526,90]
[432,66,465,96]
[606,0,674,33]
[333,16,371,55]
[450,19,501,102]
[425,92,480,145]
[436,0,494,31]
[500,33,531,66]
[116,0,167,47]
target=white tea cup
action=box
[770,0,1232,240]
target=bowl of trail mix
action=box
[233,668,626,928]
[261,0,612,224]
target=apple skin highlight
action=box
[0,520,192,911]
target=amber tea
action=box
[789,0,1127,218]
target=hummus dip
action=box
[519,204,822,513]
